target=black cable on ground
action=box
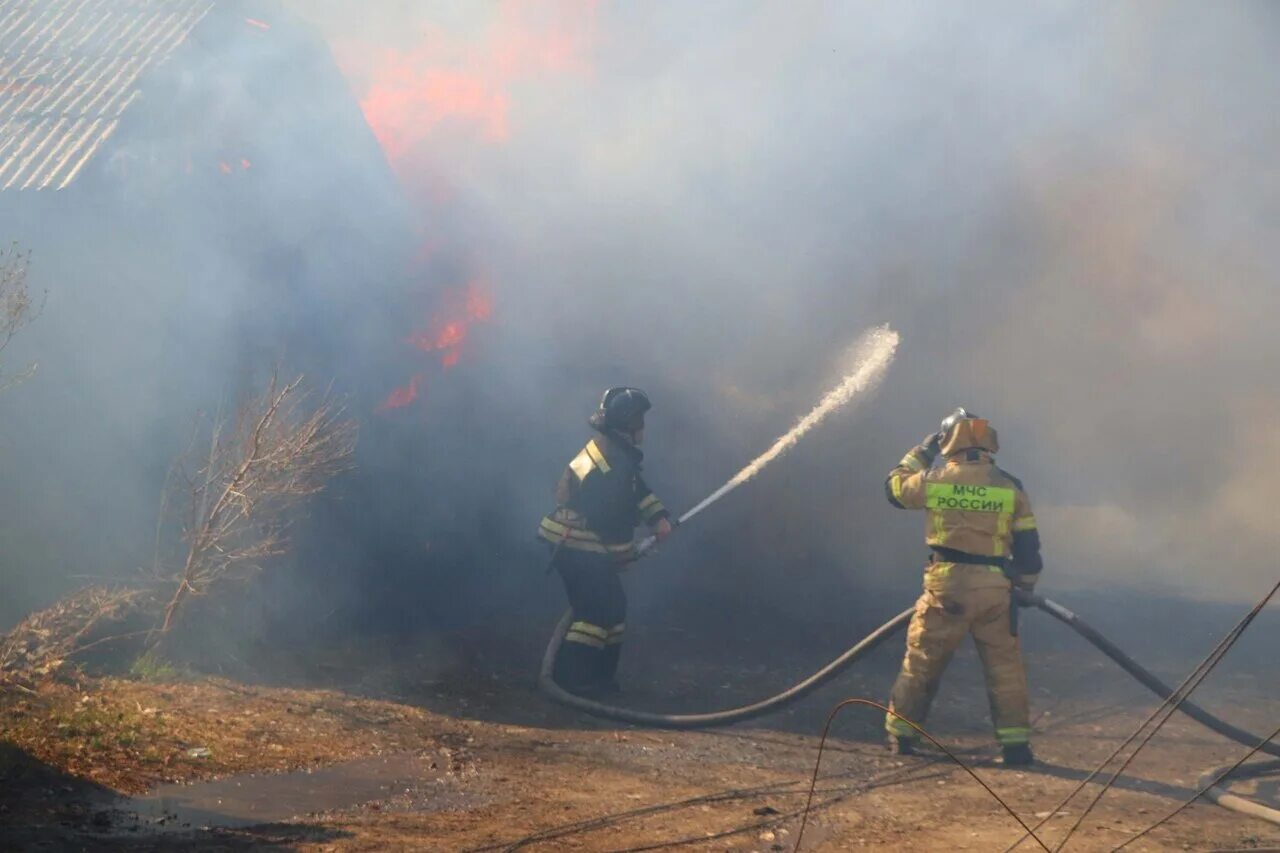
[1111,725,1280,851]
[537,605,914,729]
[1020,579,1280,852]
[541,595,1277,757]
[572,760,953,853]
[1025,592,1280,761]
[793,697,1051,853]
[472,759,947,853]
[480,779,805,853]
[533,594,1279,846]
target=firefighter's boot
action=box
[1001,743,1035,767]
[553,638,602,693]
[888,735,917,757]
[597,623,625,689]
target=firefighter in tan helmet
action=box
[883,408,1043,766]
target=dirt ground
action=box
[1,602,1277,852]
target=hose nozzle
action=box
[633,534,658,559]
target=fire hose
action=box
[537,593,1280,821]
[1197,759,1280,827]
[539,592,1279,754]
[536,328,1277,827]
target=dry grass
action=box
[0,676,458,793]
[0,586,154,689]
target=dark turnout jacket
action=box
[538,431,669,560]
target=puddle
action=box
[115,751,478,831]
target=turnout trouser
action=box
[552,548,627,689]
[886,565,1031,747]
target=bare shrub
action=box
[155,373,357,639]
[0,243,40,388]
[1,373,357,685]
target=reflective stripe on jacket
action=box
[538,431,668,556]
[886,446,1042,587]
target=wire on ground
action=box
[532,590,1279,849]
[1195,758,1280,827]
[473,757,947,852]
[1005,578,1279,852]
[794,697,1051,852]
[1112,725,1280,851]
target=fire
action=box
[378,374,423,412]
[339,1,598,171]
[378,279,491,414]
[337,5,594,414]
[245,18,270,31]
[359,59,510,163]
[467,287,493,322]
[405,279,492,368]
[215,158,252,175]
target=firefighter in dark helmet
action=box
[883,408,1043,766]
[538,387,673,695]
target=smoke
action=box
[1,0,1278,646]
[680,325,899,524]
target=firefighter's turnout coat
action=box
[539,431,669,688]
[883,422,1043,747]
[539,432,668,559]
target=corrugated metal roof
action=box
[0,0,213,191]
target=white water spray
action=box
[676,324,899,525]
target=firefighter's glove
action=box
[920,431,943,462]
[632,536,657,560]
[653,517,674,542]
[1012,587,1036,608]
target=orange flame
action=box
[467,286,494,322]
[339,1,598,170]
[405,279,492,369]
[340,5,594,415]
[245,18,270,31]
[378,374,424,412]
[378,279,491,414]
[359,61,510,163]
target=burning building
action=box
[0,0,416,624]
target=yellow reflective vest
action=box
[886,446,1042,587]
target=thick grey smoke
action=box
[298,1,1278,605]
[1,0,1276,641]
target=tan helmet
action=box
[938,407,999,456]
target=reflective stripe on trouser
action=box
[886,584,1030,746]
[565,620,608,648]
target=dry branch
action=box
[155,372,357,639]
[0,243,40,388]
[1,373,356,686]
[0,586,154,687]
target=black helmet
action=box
[940,407,978,436]
[589,386,651,432]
